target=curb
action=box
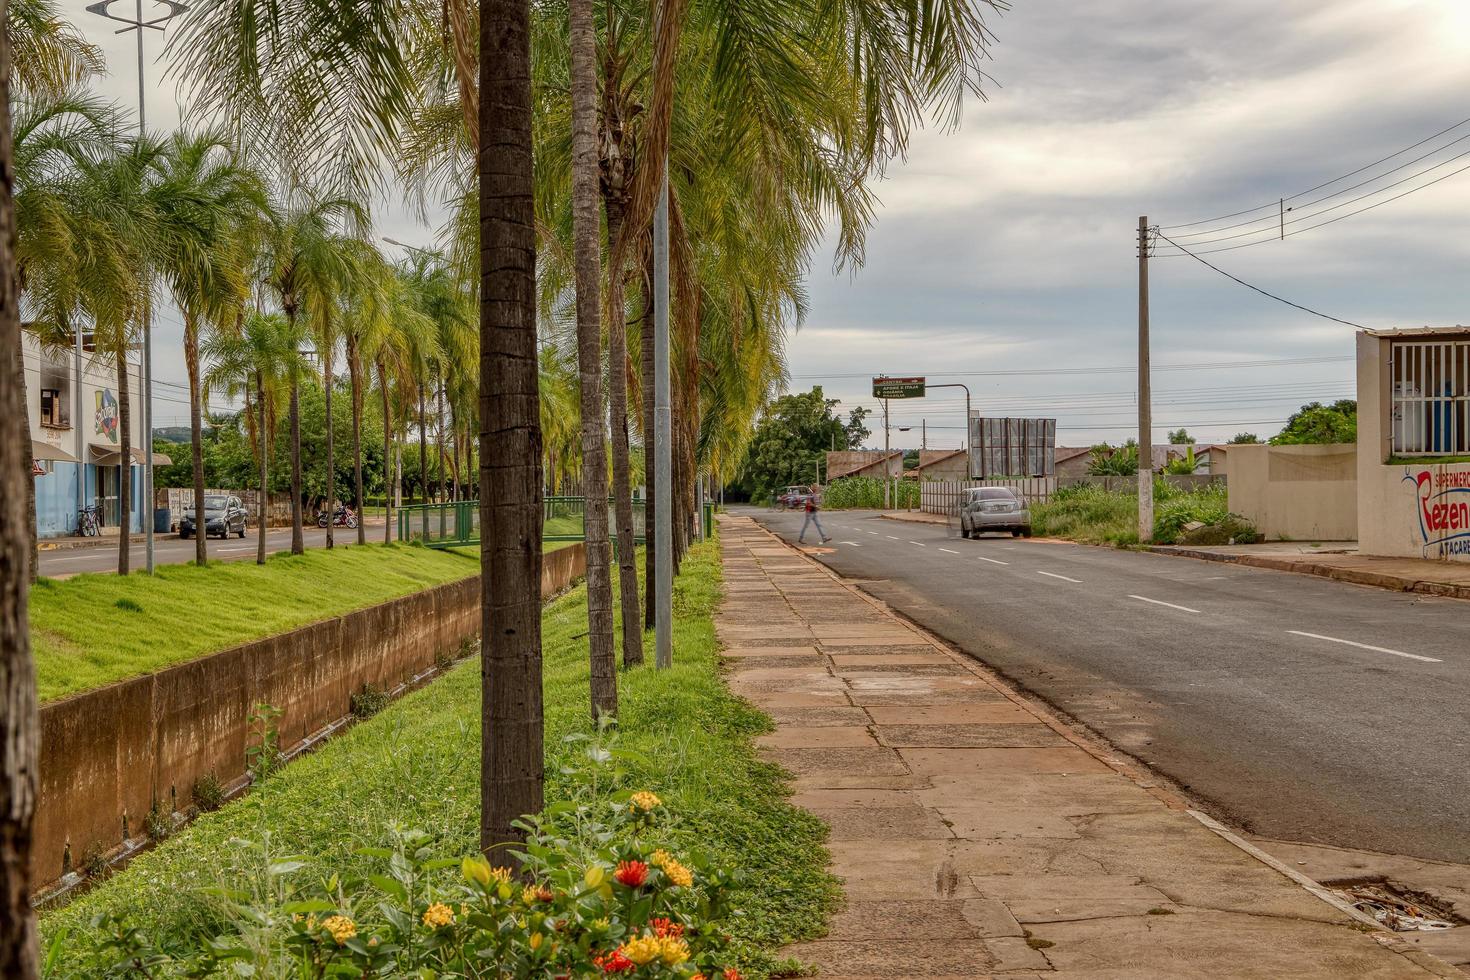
[1151,547,1470,602]
[733,514,1463,963]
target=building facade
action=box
[22,330,158,537]
[1357,326,1470,562]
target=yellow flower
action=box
[650,849,674,869]
[620,934,663,966]
[663,859,694,888]
[422,902,455,929]
[629,790,662,812]
[657,935,691,965]
[591,917,611,932]
[530,932,544,951]
[321,915,356,946]
[489,866,514,886]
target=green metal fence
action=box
[396,495,650,549]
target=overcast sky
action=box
[79,0,1470,446]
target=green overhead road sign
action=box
[873,376,925,399]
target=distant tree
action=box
[1228,432,1261,444]
[1167,428,1195,445]
[738,387,847,498]
[844,406,872,449]
[1270,400,1356,445]
[902,449,920,470]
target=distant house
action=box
[1054,446,1094,478]
[826,449,903,482]
[913,448,969,482]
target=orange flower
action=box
[614,860,648,888]
[650,917,684,938]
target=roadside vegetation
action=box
[822,476,919,510]
[41,538,838,977]
[31,544,478,701]
[1031,481,1258,547]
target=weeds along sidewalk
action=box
[716,514,1460,979]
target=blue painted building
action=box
[23,331,165,538]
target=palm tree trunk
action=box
[255,372,268,564]
[184,317,207,566]
[289,377,303,556]
[377,359,393,543]
[479,0,543,859]
[418,386,428,505]
[116,349,131,575]
[640,272,656,631]
[10,342,35,583]
[604,199,642,667]
[0,51,40,967]
[324,349,335,549]
[348,334,366,546]
[436,383,447,505]
[570,0,616,716]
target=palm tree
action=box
[148,131,266,565]
[204,311,298,562]
[257,193,369,554]
[0,19,41,975]
[478,0,544,858]
[8,0,104,100]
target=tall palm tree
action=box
[0,18,40,975]
[204,311,297,562]
[8,0,104,100]
[479,0,543,858]
[148,131,266,565]
[568,0,616,714]
[338,241,390,545]
[257,193,368,554]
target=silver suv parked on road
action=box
[960,486,1031,538]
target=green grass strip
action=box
[31,543,481,703]
[41,536,839,977]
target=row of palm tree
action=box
[0,0,1004,968]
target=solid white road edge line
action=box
[975,556,1009,565]
[1037,570,1081,583]
[1286,630,1440,664]
[1129,594,1202,614]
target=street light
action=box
[382,236,443,259]
[87,0,188,573]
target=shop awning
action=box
[32,440,78,463]
[89,444,172,467]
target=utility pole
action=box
[881,403,887,508]
[653,168,672,669]
[1137,216,1153,543]
[88,0,186,574]
[921,419,926,451]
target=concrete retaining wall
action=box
[34,543,585,887]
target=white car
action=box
[960,487,1031,538]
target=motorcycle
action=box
[316,505,360,530]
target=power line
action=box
[1160,113,1470,230]
[1152,230,1366,329]
[789,354,1353,381]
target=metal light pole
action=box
[88,0,188,573]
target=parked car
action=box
[960,486,1031,538]
[179,494,248,539]
[777,485,815,509]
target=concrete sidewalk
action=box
[717,513,1459,979]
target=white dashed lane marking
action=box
[1286,630,1440,664]
[1129,594,1201,614]
[938,547,960,554]
[1037,570,1082,583]
[975,555,1009,565]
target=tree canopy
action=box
[738,387,848,497]
[1270,400,1357,445]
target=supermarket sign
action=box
[872,376,925,399]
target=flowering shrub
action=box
[55,731,749,978]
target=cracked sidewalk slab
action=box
[715,513,1463,978]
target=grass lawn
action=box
[41,536,838,977]
[31,543,480,703]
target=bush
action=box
[1032,481,1254,547]
[350,682,391,720]
[191,773,226,813]
[55,731,750,979]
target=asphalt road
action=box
[747,506,1470,864]
[39,524,384,577]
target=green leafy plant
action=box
[1086,443,1139,476]
[820,476,919,510]
[144,800,174,843]
[349,682,391,720]
[191,772,226,813]
[245,703,283,783]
